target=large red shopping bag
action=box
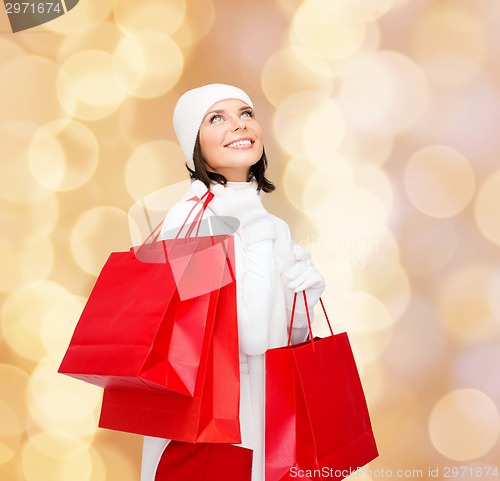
[155,441,252,481]
[266,292,378,481]
[98,267,241,443]
[59,192,232,397]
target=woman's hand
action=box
[283,244,325,299]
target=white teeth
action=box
[227,139,252,148]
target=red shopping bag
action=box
[155,441,252,481]
[59,192,230,397]
[98,264,241,443]
[266,292,378,481]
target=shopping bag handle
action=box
[287,292,334,350]
[142,190,215,246]
[176,190,215,240]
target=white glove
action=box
[283,244,325,304]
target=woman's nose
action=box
[231,117,246,131]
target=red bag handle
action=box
[142,190,214,246]
[287,292,334,350]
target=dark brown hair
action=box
[187,134,275,193]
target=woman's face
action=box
[198,99,264,182]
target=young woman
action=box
[141,84,325,481]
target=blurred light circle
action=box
[28,120,99,192]
[490,270,500,322]
[281,156,313,213]
[303,97,346,160]
[40,295,86,354]
[340,51,429,132]
[0,401,21,465]
[28,354,101,433]
[358,362,386,409]
[261,47,334,107]
[1,281,70,361]
[438,264,500,343]
[338,97,394,166]
[349,330,393,365]
[303,184,389,224]
[283,156,354,213]
[113,31,184,99]
[127,180,192,246]
[0,401,20,437]
[42,0,113,34]
[292,2,367,60]
[355,163,394,215]
[27,431,89,460]
[329,20,381,79]
[405,145,476,218]
[398,211,457,276]
[57,49,127,121]
[300,238,354,304]
[413,6,486,86]
[0,122,53,204]
[0,56,66,124]
[0,191,58,246]
[0,163,51,204]
[0,365,30,435]
[316,216,399,267]
[475,170,500,246]
[70,206,130,276]
[174,0,216,48]
[21,434,92,481]
[376,385,420,453]
[0,37,25,64]
[125,140,186,200]
[273,92,345,158]
[307,0,394,22]
[0,238,53,293]
[114,0,186,36]
[355,256,411,322]
[429,389,500,461]
[58,22,123,61]
[334,291,393,333]
[383,298,446,380]
[453,345,500,407]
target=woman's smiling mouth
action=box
[225,138,254,148]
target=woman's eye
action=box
[210,114,223,123]
[241,110,253,118]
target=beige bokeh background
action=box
[1,0,500,479]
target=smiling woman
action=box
[132,83,327,481]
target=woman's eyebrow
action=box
[204,106,251,118]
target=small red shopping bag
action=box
[266,292,378,481]
[135,194,239,301]
[158,216,239,300]
[155,441,252,481]
[98,260,241,443]
[59,192,230,397]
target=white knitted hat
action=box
[173,83,253,170]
